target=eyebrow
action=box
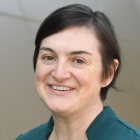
[40,47,92,55]
[70,50,92,55]
[40,47,56,53]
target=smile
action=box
[51,85,71,91]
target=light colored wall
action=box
[0,14,50,140]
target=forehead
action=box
[40,26,101,54]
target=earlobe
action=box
[101,59,119,88]
[113,59,119,72]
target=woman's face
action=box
[35,26,111,116]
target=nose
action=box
[51,61,71,82]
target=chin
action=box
[47,102,73,116]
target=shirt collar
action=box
[46,116,54,139]
[45,106,118,140]
[86,106,118,140]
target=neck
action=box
[49,102,103,140]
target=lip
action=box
[48,84,75,96]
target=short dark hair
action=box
[34,4,121,101]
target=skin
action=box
[35,26,118,140]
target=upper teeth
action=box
[51,86,71,91]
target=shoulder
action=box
[117,118,140,139]
[16,117,54,140]
[89,107,140,140]
[108,118,140,140]
[16,122,49,140]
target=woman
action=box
[16,4,140,140]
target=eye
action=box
[73,58,85,64]
[42,55,56,61]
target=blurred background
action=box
[0,0,140,139]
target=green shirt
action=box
[16,106,140,140]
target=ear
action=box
[101,59,119,87]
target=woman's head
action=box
[34,4,121,101]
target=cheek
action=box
[34,71,40,91]
[80,67,103,92]
[35,68,41,82]
[34,67,48,98]
[34,65,46,86]
[35,62,47,78]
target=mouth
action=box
[50,85,72,91]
